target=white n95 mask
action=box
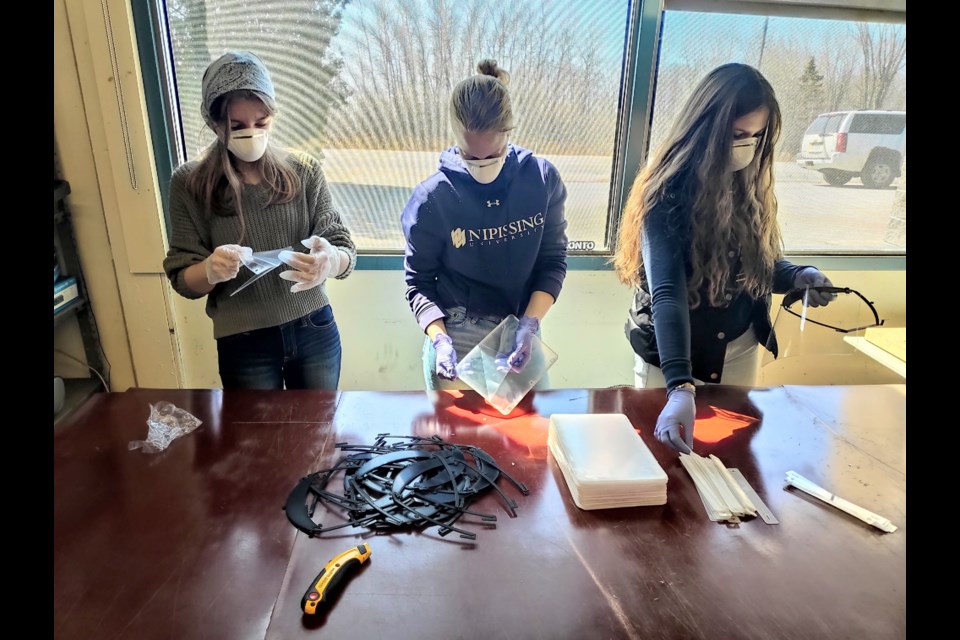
[463,154,506,184]
[227,128,269,162]
[729,136,759,172]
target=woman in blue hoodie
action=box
[402,59,569,392]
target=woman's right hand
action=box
[432,333,459,380]
[654,386,696,454]
[204,244,252,284]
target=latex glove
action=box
[793,267,836,307]
[204,244,252,284]
[654,386,696,454]
[433,333,458,381]
[278,236,343,293]
[506,316,540,373]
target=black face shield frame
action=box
[780,286,885,334]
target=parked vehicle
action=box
[796,110,905,188]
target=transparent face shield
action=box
[230,246,292,297]
[455,315,558,415]
[762,286,885,366]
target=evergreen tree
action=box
[786,57,825,153]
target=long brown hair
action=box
[613,63,783,308]
[184,89,301,244]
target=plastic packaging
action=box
[231,246,292,297]
[455,315,558,415]
[128,402,202,453]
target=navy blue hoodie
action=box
[402,143,569,331]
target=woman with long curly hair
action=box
[613,63,837,453]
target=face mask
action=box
[729,136,759,172]
[462,154,506,184]
[227,128,269,162]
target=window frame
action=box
[135,0,906,270]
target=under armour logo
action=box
[486,200,500,207]
[451,228,466,248]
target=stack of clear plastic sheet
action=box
[547,413,668,510]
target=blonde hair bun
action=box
[476,59,510,86]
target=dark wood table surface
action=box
[53,384,906,639]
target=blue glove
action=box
[432,333,458,381]
[506,316,540,373]
[654,386,696,454]
[793,267,836,307]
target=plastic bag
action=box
[128,402,202,453]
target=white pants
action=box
[634,326,762,388]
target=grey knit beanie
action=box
[200,51,276,130]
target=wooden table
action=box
[53,385,906,639]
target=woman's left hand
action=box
[793,267,836,307]
[506,316,540,373]
[279,236,343,293]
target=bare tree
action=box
[167,0,350,158]
[855,23,906,110]
[328,0,622,154]
[166,0,213,158]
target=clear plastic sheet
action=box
[230,246,292,297]
[456,315,558,415]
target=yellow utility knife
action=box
[301,544,372,615]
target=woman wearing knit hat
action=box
[162,51,357,390]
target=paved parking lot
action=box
[320,150,903,253]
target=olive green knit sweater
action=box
[162,151,357,339]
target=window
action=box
[804,114,831,136]
[651,5,906,253]
[161,0,632,253]
[823,114,845,135]
[147,1,905,258]
[848,113,906,135]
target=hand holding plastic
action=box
[433,333,458,381]
[204,244,252,284]
[506,316,540,373]
[279,236,343,293]
[793,267,836,307]
[654,386,696,454]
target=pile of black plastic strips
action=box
[283,434,529,540]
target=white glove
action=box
[204,244,252,285]
[278,236,343,293]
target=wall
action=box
[173,267,905,391]
[55,0,186,391]
[54,0,137,389]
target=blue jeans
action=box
[217,305,342,390]
[422,306,550,391]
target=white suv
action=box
[795,110,905,188]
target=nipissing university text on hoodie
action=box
[402,144,569,331]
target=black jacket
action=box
[625,190,809,389]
